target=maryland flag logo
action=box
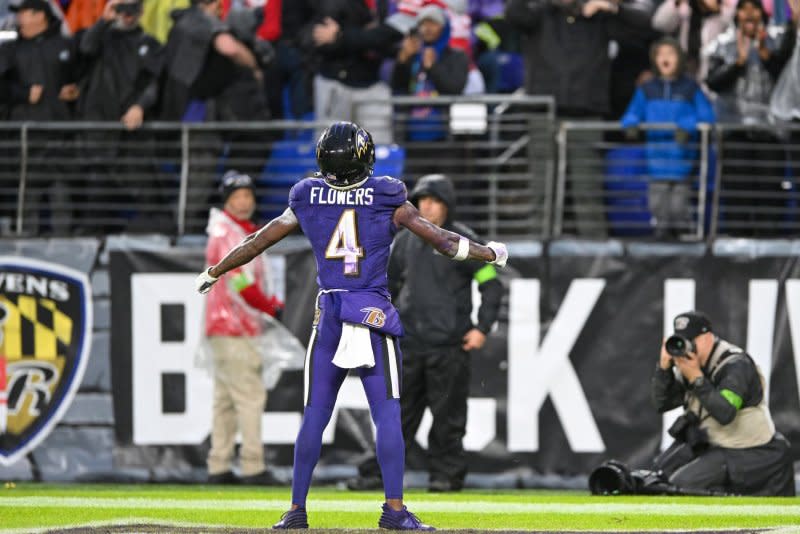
[0,257,92,466]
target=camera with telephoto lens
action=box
[665,334,694,358]
[667,411,709,451]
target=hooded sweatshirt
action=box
[388,174,503,348]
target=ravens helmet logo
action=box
[355,131,369,159]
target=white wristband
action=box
[203,267,219,282]
[453,236,470,261]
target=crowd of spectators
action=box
[0,0,799,236]
[0,0,517,125]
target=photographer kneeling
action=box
[651,311,794,496]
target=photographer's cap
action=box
[673,311,712,339]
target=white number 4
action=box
[325,209,364,276]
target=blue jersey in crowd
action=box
[621,76,716,180]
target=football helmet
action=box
[316,121,375,188]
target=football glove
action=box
[486,241,508,268]
[196,268,219,294]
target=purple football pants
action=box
[292,293,404,504]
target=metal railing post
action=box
[541,104,556,239]
[177,125,189,236]
[553,122,568,237]
[16,123,28,236]
[696,124,709,241]
[709,125,723,240]
[487,109,499,239]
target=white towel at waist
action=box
[332,323,375,369]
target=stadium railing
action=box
[2,106,799,240]
[711,123,800,238]
[0,120,330,237]
[554,121,713,240]
[0,94,557,240]
[353,94,557,240]
[554,121,800,240]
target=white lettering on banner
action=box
[0,273,70,301]
[415,399,496,451]
[785,280,800,410]
[661,279,695,451]
[129,272,800,452]
[132,274,211,444]
[507,279,605,453]
[747,280,778,403]
[131,273,300,445]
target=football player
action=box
[196,121,508,530]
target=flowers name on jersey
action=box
[0,258,92,466]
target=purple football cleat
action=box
[272,507,308,529]
[378,503,435,530]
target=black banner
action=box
[109,245,800,481]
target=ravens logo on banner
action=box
[0,257,92,466]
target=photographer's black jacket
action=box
[651,337,775,448]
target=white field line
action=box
[0,518,234,534]
[0,520,794,534]
[0,497,799,517]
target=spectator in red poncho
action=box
[203,170,283,486]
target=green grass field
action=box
[1,483,799,532]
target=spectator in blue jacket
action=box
[621,37,716,237]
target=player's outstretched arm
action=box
[196,208,300,294]
[393,202,508,266]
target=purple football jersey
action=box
[289,175,407,292]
